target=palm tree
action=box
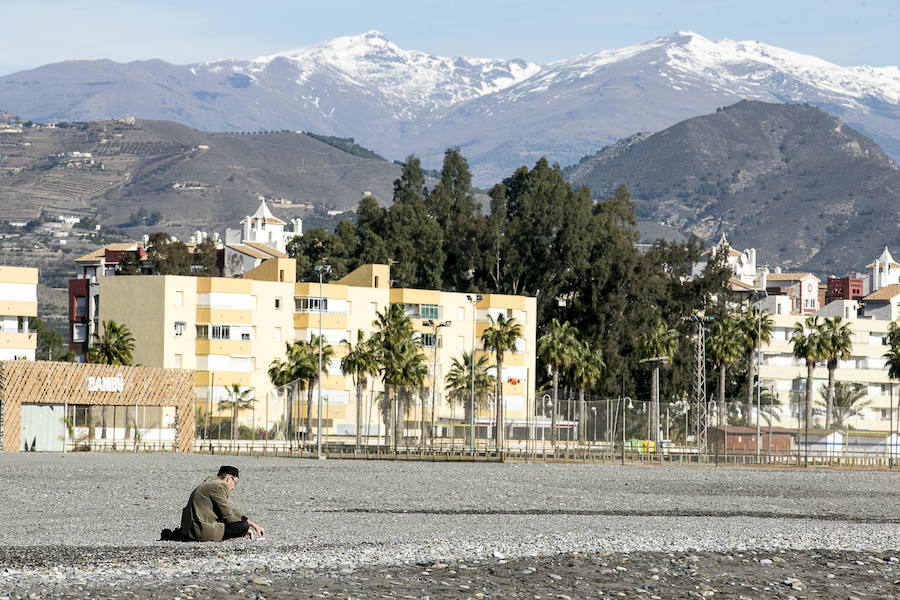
[820,316,853,430]
[341,330,380,451]
[481,313,523,449]
[86,320,135,440]
[268,345,300,441]
[568,340,604,444]
[305,334,335,444]
[818,381,870,430]
[884,321,900,439]
[791,316,827,435]
[394,341,429,444]
[739,304,773,426]
[445,353,495,445]
[217,383,256,440]
[372,304,419,447]
[537,319,578,446]
[706,315,743,425]
[636,318,679,446]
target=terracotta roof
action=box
[226,243,271,260]
[243,240,288,258]
[759,272,816,281]
[862,284,900,301]
[726,278,756,291]
[75,243,142,263]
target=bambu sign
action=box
[87,375,125,392]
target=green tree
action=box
[818,382,870,430]
[791,316,827,433]
[192,239,219,276]
[568,339,604,443]
[116,250,142,275]
[706,315,744,425]
[268,341,311,441]
[445,353,495,445]
[371,304,422,446]
[341,330,379,450]
[738,305,773,426]
[429,148,484,292]
[147,232,192,275]
[884,322,900,428]
[820,316,853,430]
[386,156,445,289]
[86,320,135,440]
[481,313,523,449]
[537,318,578,446]
[31,317,67,361]
[636,318,679,445]
[355,194,390,266]
[217,383,256,440]
[304,334,335,443]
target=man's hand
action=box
[246,520,264,539]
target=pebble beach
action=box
[1,453,898,598]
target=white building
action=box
[866,246,900,294]
[0,266,38,361]
[223,199,302,277]
[759,314,896,432]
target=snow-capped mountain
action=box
[2,31,899,185]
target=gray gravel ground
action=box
[1,453,899,598]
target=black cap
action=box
[218,465,239,478]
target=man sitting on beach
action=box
[161,465,264,542]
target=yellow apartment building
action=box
[0,266,38,361]
[97,261,537,439]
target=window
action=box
[75,296,87,318]
[458,307,465,321]
[295,297,327,312]
[174,321,185,337]
[241,332,251,341]
[196,325,209,339]
[275,297,282,311]
[421,304,440,320]
[279,269,285,282]
[211,325,230,340]
[422,333,441,348]
[175,290,184,307]
[174,354,182,368]
[73,324,87,343]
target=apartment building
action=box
[95,260,537,438]
[0,266,38,361]
[758,313,897,431]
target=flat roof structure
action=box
[0,360,195,452]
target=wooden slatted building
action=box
[0,360,194,452]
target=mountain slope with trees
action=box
[564,100,900,274]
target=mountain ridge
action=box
[2,31,900,184]
[564,100,900,276]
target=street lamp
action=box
[424,319,451,451]
[621,396,633,465]
[314,264,331,459]
[466,294,482,455]
[750,289,768,463]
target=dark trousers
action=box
[223,520,250,540]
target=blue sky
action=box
[1,0,897,75]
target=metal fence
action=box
[185,389,900,466]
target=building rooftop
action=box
[862,283,900,301]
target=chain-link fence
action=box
[187,387,900,466]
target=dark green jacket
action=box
[179,476,244,541]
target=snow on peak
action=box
[249,31,541,110]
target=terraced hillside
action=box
[0,115,399,235]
